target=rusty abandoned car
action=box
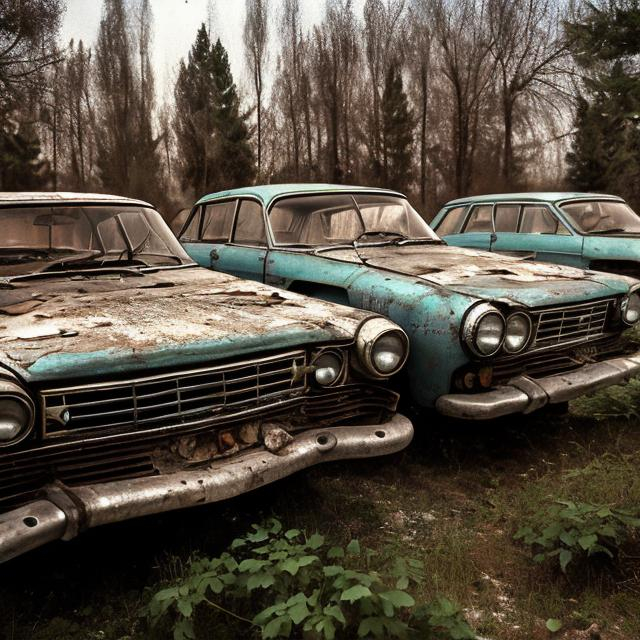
[0,192,413,562]
[177,184,640,420]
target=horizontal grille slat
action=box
[41,350,308,437]
[533,299,612,347]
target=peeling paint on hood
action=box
[0,267,368,382]
[323,244,635,306]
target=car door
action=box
[179,199,236,270]
[491,204,584,267]
[443,204,493,250]
[216,199,268,282]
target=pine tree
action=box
[174,25,255,199]
[380,63,414,192]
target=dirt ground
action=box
[1,384,639,640]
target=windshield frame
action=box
[266,190,441,248]
[0,201,196,278]
[556,197,640,235]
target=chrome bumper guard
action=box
[436,351,640,420]
[0,414,413,563]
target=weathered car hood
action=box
[0,267,366,383]
[324,244,634,306]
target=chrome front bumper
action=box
[0,415,413,563]
[436,351,640,420]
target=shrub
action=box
[514,500,640,572]
[146,518,476,640]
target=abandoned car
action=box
[432,192,640,278]
[0,192,413,562]
[177,184,640,420]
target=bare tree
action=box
[244,0,269,178]
[433,0,496,196]
[487,0,571,187]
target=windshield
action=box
[560,200,640,234]
[0,204,192,277]
[269,193,439,246]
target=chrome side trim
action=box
[0,414,414,563]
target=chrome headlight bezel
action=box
[355,318,409,379]
[621,286,640,325]
[503,312,532,354]
[462,303,506,357]
[0,377,35,448]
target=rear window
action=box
[435,206,466,235]
[464,205,493,232]
[494,205,519,232]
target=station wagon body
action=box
[0,192,413,562]
[178,184,640,421]
[432,192,640,278]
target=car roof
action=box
[196,183,404,208]
[0,192,153,207]
[443,192,624,207]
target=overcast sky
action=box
[59,0,360,102]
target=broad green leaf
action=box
[323,605,346,624]
[340,584,372,603]
[238,558,269,573]
[358,617,384,638]
[307,533,325,549]
[546,618,563,633]
[380,590,415,608]
[285,528,301,539]
[173,618,195,640]
[323,565,344,577]
[298,555,319,568]
[395,576,409,590]
[288,601,311,625]
[247,572,276,591]
[176,598,193,618]
[578,534,598,551]
[316,617,336,640]
[281,558,300,575]
[327,546,345,559]
[559,549,573,572]
[346,539,361,555]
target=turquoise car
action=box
[177,184,640,421]
[432,192,640,277]
[0,192,413,562]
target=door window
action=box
[233,200,267,246]
[435,206,466,235]
[201,201,236,242]
[179,209,200,241]
[464,205,493,232]
[494,205,519,232]
[520,206,566,235]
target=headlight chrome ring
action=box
[622,288,640,325]
[0,378,35,447]
[504,312,532,354]
[462,303,506,357]
[355,318,409,378]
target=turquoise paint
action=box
[25,327,343,382]
[196,183,402,209]
[433,193,640,272]
[183,185,638,409]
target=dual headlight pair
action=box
[462,303,531,357]
[621,288,640,325]
[312,318,409,386]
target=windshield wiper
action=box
[354,230,409,244]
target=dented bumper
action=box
[0,414,413,563]
[435,351,640,420]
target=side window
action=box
[520,206,561,234]
[435,206,466,235]
[233,200,267,246]
[201,201,236,242]
[464,205,493,232]
[494,205,520,232]
[179,208,200,241]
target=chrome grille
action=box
[41,350,307,437]
[533,299,613,347]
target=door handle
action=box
[210,249,219,261]
[490,233,497,243]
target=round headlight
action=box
[463,304,505,357]
[313,352,343,386]
[504,313,531,353]
[355,318,409,378]
[0,379,34,446]
[622,291,640,325]
[372,332,406,374]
